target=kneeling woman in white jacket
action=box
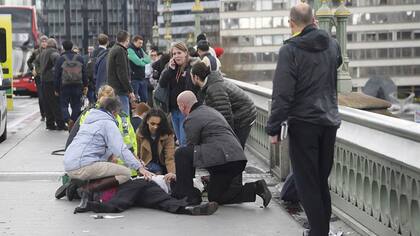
[63,97,154,212]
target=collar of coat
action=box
[138,133,170,142]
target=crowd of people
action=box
[32,24,270,216]
[30,2,341,234]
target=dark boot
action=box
[66,179,85,201]
[255,179,272,207]
[74,177,119,213]
[183,202,218,215]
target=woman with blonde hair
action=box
[158,42,199,146]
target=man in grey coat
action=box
[171,91,271,207]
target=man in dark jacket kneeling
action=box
[171,91,271,207]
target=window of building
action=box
[262,17,272,28]
[273,17,282,28]
[273,35,283,45]
[239,18,250,29]
[262,35,273,45]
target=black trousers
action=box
[96,179,189,213]
[288,121,338,236]
[42,82,65,128]
[234,123,253,149]
[171,146,256,205]
[35,76,45,118]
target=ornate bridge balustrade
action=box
[228,78,420,236]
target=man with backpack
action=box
[55,40,88,131]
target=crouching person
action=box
[63,97,154,213]
[171,91,272,207]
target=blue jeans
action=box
[61,86,82,122]
[171,109,186,146]
[131,79,148,102]
[118,95,130,115]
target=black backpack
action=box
[61,55,83,85]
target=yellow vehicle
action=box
[0,14,12,142]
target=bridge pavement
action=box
[0,98,303,236]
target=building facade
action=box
[220,0,420,91]
[157,0,220,48]
[219,0,298,82]
[41,0,157,53]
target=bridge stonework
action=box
[229,78,420,236]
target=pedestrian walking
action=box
[266,3,343,236]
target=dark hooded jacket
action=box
[199,71,257,129]
[266,25,342,136]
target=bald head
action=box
[177,91,198,115]
[290,3,313,27]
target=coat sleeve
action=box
[159,66,176,88]
[266,46,297,136]
[27,50,37,71]
[163,134,176,173]
[184,116,202,146]
[78,55,88,87]
[53,54,63,92]
[115,51,133,93]
[104,120,142,170]
[205,85,234,128]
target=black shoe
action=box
[46,125,57,130]
[185,202,218,215]
[55,182,70,199]
[56,125,68,131]
[256,179,272,207]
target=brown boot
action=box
[75,176,119,213]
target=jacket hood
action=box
[285,25,330,52]
[83,109,116,125]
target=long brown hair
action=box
[171,42,189,80]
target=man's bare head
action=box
[290,3,313,28]
[177,91,198,115]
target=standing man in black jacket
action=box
[191,62,257,149]
[107,31,135,114]
[266,3,342,236]
[39,38,67,130]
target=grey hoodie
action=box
[64,109,142,172]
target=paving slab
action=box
[0,100,304,236]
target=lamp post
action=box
[163,0,173,51]
[314,0,352,93]
[152,21,159,47]
[191,0,204,39]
